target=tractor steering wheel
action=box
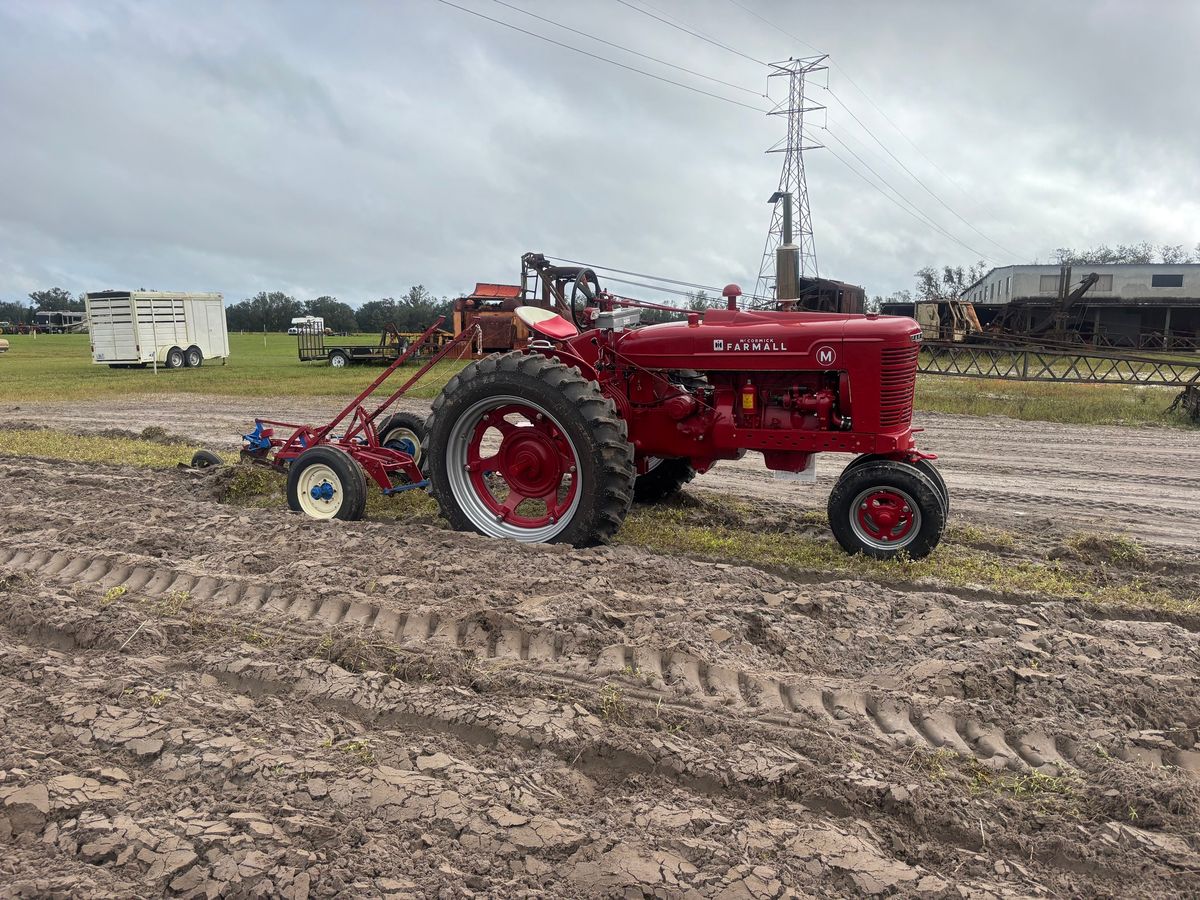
[569,270,599,330]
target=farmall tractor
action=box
[420,254,947,559]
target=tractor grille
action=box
[879,345,919,428]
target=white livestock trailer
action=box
[85,291,229,369]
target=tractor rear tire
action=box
[426,351,635,546]
[287,446,367,521]
[633,457,696,504]
[827,460,945,560]
[378,412,427,471]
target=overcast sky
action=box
[2,0,1197,306]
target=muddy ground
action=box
[4,393,1198,549]
[1,398,1199,898]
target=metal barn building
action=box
[958,264,1200,350]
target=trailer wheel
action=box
[378,412,427,470]
[633,457,696,504]
[842,454,949,517]
[426,351,635,546]
[329,350,350,369]
[184,346,204,368]
[165,347,185,369]
[827,460,944,560]
[287,447,367,521]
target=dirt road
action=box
[2,450,1200,896]
[4,394,1198,547]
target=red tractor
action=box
[422,255,947,559]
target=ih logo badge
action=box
[815,346,836,366]
[713,339,725,351]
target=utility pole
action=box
[754,55,827,305]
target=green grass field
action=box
[0,332,1192,427]
[0,333,470,401]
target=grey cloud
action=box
[0,0,1195,305]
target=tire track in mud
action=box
[7,545,1197,780]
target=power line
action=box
[812,126,994,261]
[548,257,774,304]
[820,85,1021,259]
[725,0,1026,258]
[491,0,762,96]
[431,0,767,112]
[611,0,765,66]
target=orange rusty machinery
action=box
[452,254,585,355]
[452,283,527,354]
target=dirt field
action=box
[2,399,1199,898]
[4,393,1199,548]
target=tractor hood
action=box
[613,308,920,371]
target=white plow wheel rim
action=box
[445,394,582,542]
[297,462,344,519]
[384,426,423,467]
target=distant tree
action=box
[225,291,303,332]
[638,303,686,324]
[869,289,912,312]
[914,262,985,301]
[395,284,451,331]
[304,296,357,333]
[1054,243,1192,265]
[686,289,719,311]
[355,297,399,333]
[1158,244,1194,264]
[0,301,32,325]
[29,287,83,311]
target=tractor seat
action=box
[515,306,579,340]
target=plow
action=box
[236,254,949,559]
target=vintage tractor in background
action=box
[421,253,947,559]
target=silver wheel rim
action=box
[187,349,201,366]
[330,354,346,368]
[445,395,581,542]
[297,463,343,519]
[848,485,921,551]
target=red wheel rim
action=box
[465,402,578,530]
[854,488,916,544]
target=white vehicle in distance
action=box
[288,315,325,335]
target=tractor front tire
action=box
[633,457,696,504]
[378,412,427,471]
[287,446,367,521]
[827,460,945,560]
[842,454,949,517]
[426,351,635,546]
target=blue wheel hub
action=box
[310,481,336,502]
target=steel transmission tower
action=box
[754,55,828,303]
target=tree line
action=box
[222,286,452,333]
[0,285,456,334]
